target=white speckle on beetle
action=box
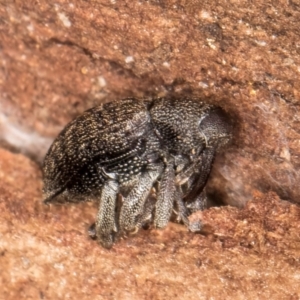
[125,56,134,63]
[58,12,71,28]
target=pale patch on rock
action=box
[58,12,71,28]
[125,56,134,63]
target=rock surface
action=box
[0,148,299,299]
[1,0,300,298]
[1,0,300,205]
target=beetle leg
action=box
[119,164,162,233]
[174,190,202,232]
[184,147,215,204]
[173,188,190,226]
[137,192,156,229]
[154,158,176,229]
[175,147,215,233]
[186,189,207,214]
[95,179,119,249]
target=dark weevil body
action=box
[43,98,232,248]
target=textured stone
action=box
[0,1,300,297]
[0,148,299,299]
[1,1,299,205]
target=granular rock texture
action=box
[0,0,299,206]
[0,0,300,298]
[0,148,299,299]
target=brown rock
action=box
[1,1,300,297]
[1,1,300,205]
[0,148,300,299]
[1,1,300,206]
